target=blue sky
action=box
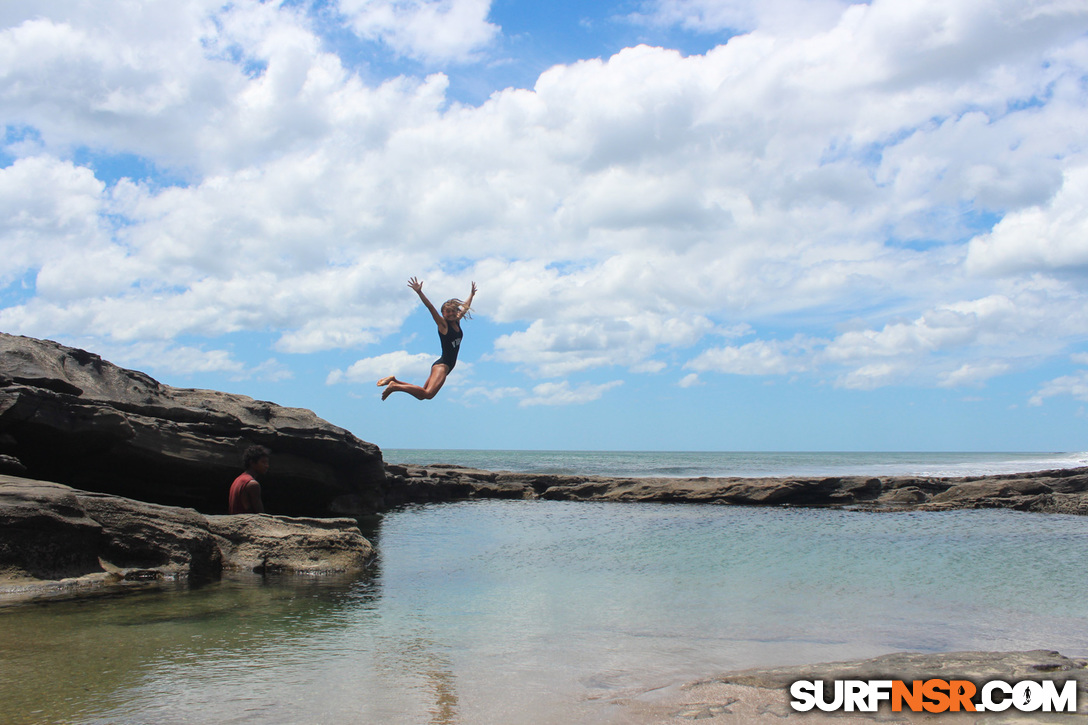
[2,0,1088,452]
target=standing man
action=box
[229,445,269,514]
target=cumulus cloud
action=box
[275,318,382,354]
[677,373,702,388]
[337,0,500,64]
[1,0,1088,404]
[0,1,402,174]
[686,338,815,376]
[519,380,623,407]
[459,385,526,403]
[327,351,437,384]
[836,362,908,391]
[680,281,1088,390]
[966,165,1088,276]
[0,156,112,287]
[938,362,1010,388]
[635,0,851,36]
[824,285,1088,368]
[79,340,292,382]
[1031,370,1088,406]
[125,343,249,376]
[494,308,714,378]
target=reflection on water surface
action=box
[2,501,1087,724]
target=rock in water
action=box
[208,514,375,574]
[0,476,375,603]
[0,333,386,516]
[0,478,104,583]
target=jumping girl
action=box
[378,277,477,401]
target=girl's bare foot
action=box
[377,375,395,387]
[381,384,397,400]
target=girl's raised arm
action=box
[456,281,478,320]
[408,276,446,330]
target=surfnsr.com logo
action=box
[790,678,1078,714]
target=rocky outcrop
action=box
[384,463,1088,513]
[381,464,531,506]
[0,333,386,516]
[208,513,375,574]
[0,476,374,604]
[618,650,1088,722]
[0,476,106,584]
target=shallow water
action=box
[2,501,1087,724]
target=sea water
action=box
[2,497,1087,724]
[383,448,1088,479]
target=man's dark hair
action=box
[243,445,271,468]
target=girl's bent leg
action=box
[381,365,449,401]
[421,364,449,398]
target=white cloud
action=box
[938,361,1010,388]
[0,156,112,287]
[1,6,236,166]
[459,386,525,402]
[83,340,291,382]
[328,351,437,385]
[275,319,382,354]
[678,373,702,388]
[494,309,714,378]
[337,0,500,64]
[121,342,248,377]
[245,359,295,382]
[823,286,1088,371]
[836,362,905,391]
[1,0,1087,396]
[966,164,1088,276]
[636,0,851,36]
[681,281,1088,389]
[519,380,623,407]
[0,2,413,174]
[1030,370,1088,405]
[686,338,814,376]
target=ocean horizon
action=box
[383,448,1088,480]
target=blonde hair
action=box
[443,298,471,319]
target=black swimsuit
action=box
[434,324,463,371]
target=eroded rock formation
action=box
[0,476,374,604]
[0,333,386,516]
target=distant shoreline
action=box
[382,448,1088,484]
[382,461,1088,515]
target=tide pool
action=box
[2,501,1086,724]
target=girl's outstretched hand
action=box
[408,276,423,293]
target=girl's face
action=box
[442,304,460,320]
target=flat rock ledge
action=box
[0,476,374,605]
[614,650,1088,723]
[384,463,1088,514]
